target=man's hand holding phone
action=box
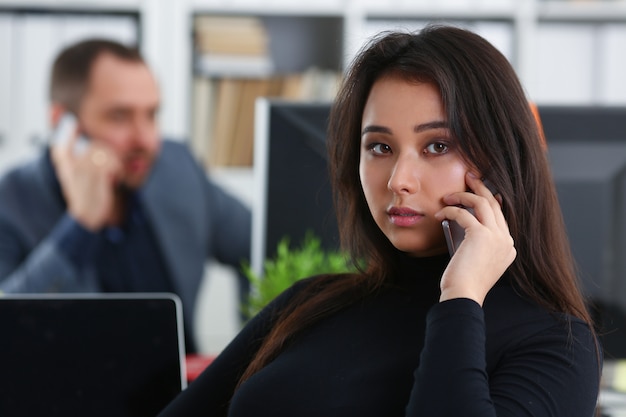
[51,113,123,232]
[435,173,516,306]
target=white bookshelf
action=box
[183,0,626,170]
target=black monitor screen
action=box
[252,100,337,276]
[0,294,185,417]
[540,105,626,359]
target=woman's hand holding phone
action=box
[434,173,516,306]
[51,113,123,231]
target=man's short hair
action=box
[49,39,144,113]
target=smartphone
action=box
[51,113,89,155]
[442,179,498,256]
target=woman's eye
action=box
[369,143,392,155]
[425,142,449,154]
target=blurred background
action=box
[1,0,625,378]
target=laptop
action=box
[0,293,186,417]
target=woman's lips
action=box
[387,207,424,226]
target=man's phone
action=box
[52,113,89,155]
[442,179,498,256]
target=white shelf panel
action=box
[538,1,626,21]
[189,1,344,16]
[363,3,518,20]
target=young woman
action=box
[158,25,601,417]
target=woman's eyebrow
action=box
[414,120,449,133]
[361,125,391,136]
[361,120,449,136]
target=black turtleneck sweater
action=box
[158,255,600,417]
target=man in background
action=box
[0,39,251,353]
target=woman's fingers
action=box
[436,172,516,305]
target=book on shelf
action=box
[191,69,341,168]
[210,78,243,167]
[190,76,216,162]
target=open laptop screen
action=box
[0,293,186,417]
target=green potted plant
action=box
[243,232,356,318]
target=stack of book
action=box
[194,15,274,77]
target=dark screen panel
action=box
[0,295,183,417]
[540,106,626,359]
[264,102,339,260]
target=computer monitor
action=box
[0,293,186,417]
[251,99,337,277]
[540,106,626,359]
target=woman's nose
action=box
[387,154,420,194]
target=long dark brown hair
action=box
[238,25,594,386]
